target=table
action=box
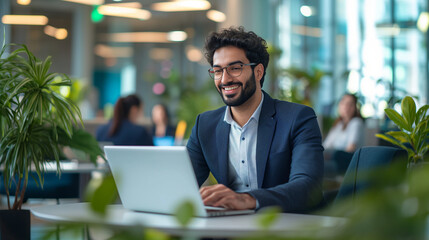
[31,202,346,238]
[0,161,109,202]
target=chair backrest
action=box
[0,172,80,201]
[334,146,407,204]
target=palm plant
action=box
[0,43,101,210]
[376,96,429,166]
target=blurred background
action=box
[1,0,428,141]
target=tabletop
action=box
[31,202,346,238]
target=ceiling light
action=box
[417,12,429,32]
[292,25,322,37]
[2,15,48,25]
[150,48,173,61]
[104,2,142,8]
[44,25,68,40]
[63,0,104,5]
[151,0,211,12]
[167,31,187,41]
[206,10,226,22]
[108,32,170,43]
[98,5,151,20]
[94,44,133,58]
[300,5,314,17]
[106,31,187,43]
[17,0,31,5]
[186,45,202,62]
[376,24,401,36]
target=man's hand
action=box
[199,184,256,210]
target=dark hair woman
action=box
[323,93,364,153]
[96,94,153,146]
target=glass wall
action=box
[277,0,428,122]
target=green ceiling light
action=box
[91,6,104,23]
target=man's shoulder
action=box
[271,98,315,115]
[198,106,227,120]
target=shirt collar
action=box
[224,92,264,126]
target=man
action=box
[186,27,324,213]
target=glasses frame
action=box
[208,63,257,80]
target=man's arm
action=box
[249,106,324,213]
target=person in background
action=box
[151,104,177,146]
[151,104,176,138]
[323,94,364,175]
[186,27,324,213]
[96,94,153,146]
[323,93,364,153]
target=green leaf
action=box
[257,206,281,230]
[416,105,429,124]
[174,200,195,227]
[375,134,409,151]
[385,109,411,132]
[385,131,411,143]
[88,174,118,216]
[401,96,416,128]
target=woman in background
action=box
[323,93,364,175]
[323,93,364,152]
[151,104,176,146]
[96,94,153,146]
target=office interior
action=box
[1,0,429,239]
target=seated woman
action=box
[323,93,364,174]
[151,104,176,146]
[96,94,153,146]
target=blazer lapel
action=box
[256,91,277,187]
[216,119,230,185]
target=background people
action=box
[323,93,364,153]
[96,94,153,146]
[323,93,364,175]
[151,104,176,146]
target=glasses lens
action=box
[208,69,215,79]
[227,64,243,77]
[209,67,223,80]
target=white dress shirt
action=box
[323,117,364,150]
[223,93,264,193]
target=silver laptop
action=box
[104,146,255,217]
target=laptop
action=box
[104,146,255,217]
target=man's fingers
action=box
[202,187,231,206]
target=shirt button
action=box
[246,184,249,187]
[241,137,245,141]
[241,160,245,163]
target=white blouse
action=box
[323,117,364,151]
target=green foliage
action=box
[257,206,281,230]
[86,174,119,216]
[174,200,195,227]
[279,67,330,106]
[0,43,101,210]
[376,96,429,165]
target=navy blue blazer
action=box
[96,120,154,146]
[186,91,324,212]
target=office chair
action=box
[0,172,80,204]
[333,146,407,204]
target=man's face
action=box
[212,46,258,107]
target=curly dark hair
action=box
[204,26,270,87]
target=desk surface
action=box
[31,203,345,238]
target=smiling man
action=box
[186,27,324,213]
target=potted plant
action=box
[0,43,103,239]
[376,96,429,167]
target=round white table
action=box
[31,202,346,238]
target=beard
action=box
[217,72,257,107]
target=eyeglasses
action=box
[208,63,257,80]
